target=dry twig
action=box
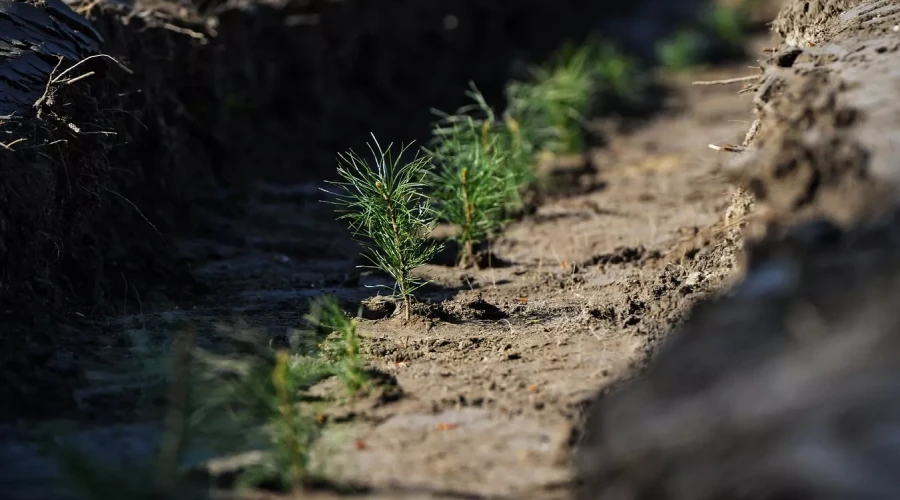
[0,138,26,151]
[692,75,761,86]
[103,188,162,237]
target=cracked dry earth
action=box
[0,49,770,500]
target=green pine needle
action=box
[459,84,538,214]
[506,39,643,156]
[506,42,597,155]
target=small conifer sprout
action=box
[428,114,510,268]
[459,85,538,212]
[324,134,442,320]
[305,296,369,395]
[505,40,618,155]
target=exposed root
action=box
[691,75,761,86]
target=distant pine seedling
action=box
[427,111,510,268]
[506,39,643,156]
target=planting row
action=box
[326,40,644,320]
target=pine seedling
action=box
[506,41,598,155]
[324,134,442,320]
[186,322,331,492]
[591,41,646,110]
[432,84,537,217]
[305,296,369,396]
[428,114,509,268]
[270,350,310,487]
[228,350,324,492]
[464,85,538,213]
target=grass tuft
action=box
[324,134,443,320]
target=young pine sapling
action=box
[457,85,538,215]
[505,41,599,155]
[305,296,369,396]
[324,135,442,320]
[428,115,510,268]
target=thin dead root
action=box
[34,56,65,109]
[161,22,208,42]
[35,55,133,111]
[101,108,150,131]
[60,71,96,86]
[51,54,133,85]
[103,188,163,237]
[0,138,26,151]
[75,0,104,15]
[692,75,761,86]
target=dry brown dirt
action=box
[575,1,900,499]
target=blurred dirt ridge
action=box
[576,0,900,498]
[730,0,900,228]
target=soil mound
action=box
[575,1,900,498]
[0,0,205,335]
[576,212,900,500]
[729,0,900,228]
